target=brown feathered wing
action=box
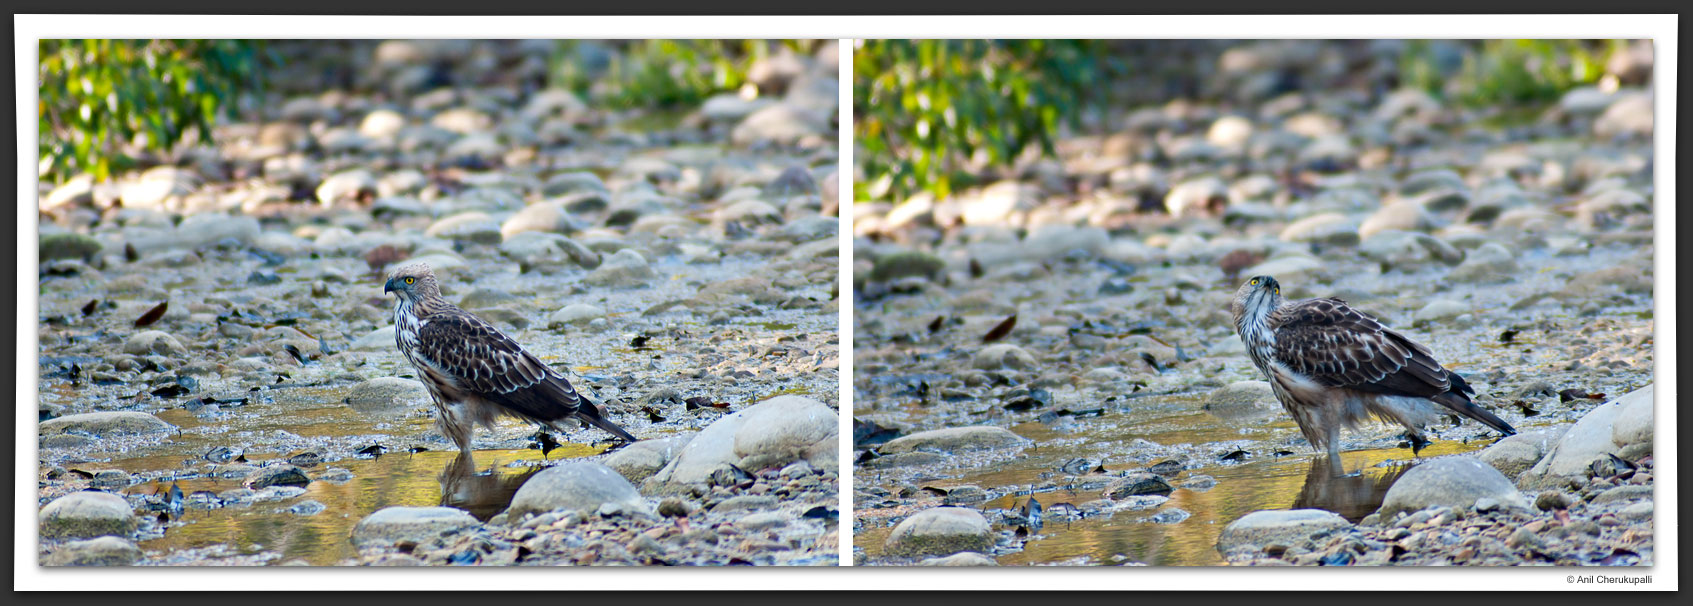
[415,309,636,442]
[1269,298,1514,435]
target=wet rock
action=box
[506,461,652,518]
[1378,456,1529,517]
[244,464,311,489]
[39,233,103,261]
[289,500,328,516]
[90,470,131,490]
[918,552,999,566]
[344,377,430,416]
[40,411,174,437]
[548,303,606,328]
[1107,472,1174,498]
[1448,242,1519,283]
[1181,475,1217,491]
[425,212,503,245]
[1217,509,1350,555]
[972,344,1036,371]
[883,507,993,558]
[1476,428,1566,479]
[584,249,656,288]
[879,426,1029,454]
[123,330,187,356]
[644,396,837,491]
[44,536,143,566]
[39,491,136,539]
[1518,392,1633,489]
[604,435,693,485]
[352,506,480,548]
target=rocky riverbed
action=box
[850,40,1654,566]
[35,39,841,566]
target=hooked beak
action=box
[383,278,395,294]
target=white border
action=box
[17,13,1676,592]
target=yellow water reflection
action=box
[134,446,597,565]
[861,439,1484,566]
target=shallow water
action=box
[128,448,589,566]
[855,386,1567,566]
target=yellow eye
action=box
[1250,278,1259,285]
[404,277,415,285]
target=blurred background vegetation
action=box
[856,39,1640,203]
[36,39,813,186]
[854,39,1114,202]
[38,39,273,185]
[550,39,823,110]
[1399,39,1618,107]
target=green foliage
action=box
[551,39,817,110]
[854,39,1110,202]
[1400,39,1618,107]
[37,39,270,184]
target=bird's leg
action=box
[1325,424,1353,477]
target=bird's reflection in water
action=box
[437,453,547,522]
[1292,457,1413,522]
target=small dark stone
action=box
[1535,491,1572,511]
[243,464,311,489]
[1107,471,1173,498]
[248,270,282,285]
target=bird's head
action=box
[1230,275,1282,327]
[384,262,440,302]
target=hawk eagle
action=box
[1230,276,1515,472]
[384,262,637,457]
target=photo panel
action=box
[34,38,842,567]
[849,39,1655,567]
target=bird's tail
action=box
[1434,373,1517,436]
[574,400,638,443]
